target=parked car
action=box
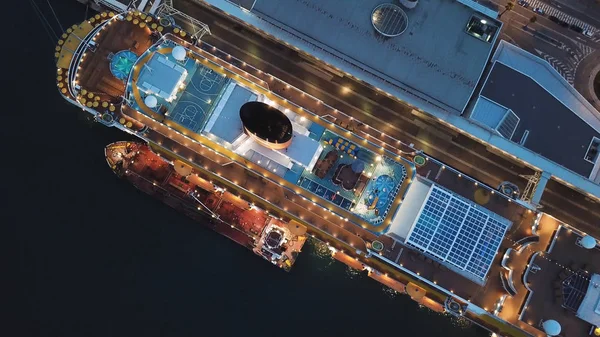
[569,25,584,33]
[583,30,594,37]
[547,15,569,27]
[533,7,545,15]
[518,0,529,7]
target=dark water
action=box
[6,1,489,336]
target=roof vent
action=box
[371,3,408,37]
[584,137,600,163]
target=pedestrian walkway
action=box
[565,40,595,63]
[538,51,575,84]
[525,0,597,34]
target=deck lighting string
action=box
[117,31,599,288]
[200,42,419,156]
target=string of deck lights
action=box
[196,42,419,156]
[75,14,597,319]
[135,40,408,227]
[196,21,600,206]
[189,41,536,226]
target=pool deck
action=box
[76,19,152,100]
[297,128,409,226]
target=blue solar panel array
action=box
[407,185,511,281]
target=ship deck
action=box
[375,155,556,336]
[119,35,415,233]
[98,18,525,313]
[520,224,600,337]
[105,141,306,269]
[76,19,152,99]
[68,11,589,337]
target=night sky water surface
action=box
[6,1,490,336]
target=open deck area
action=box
[77,17,152,99]
[521,225,600,337]
[126,39,231,133]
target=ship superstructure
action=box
[56,9,600,337]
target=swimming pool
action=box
[110,50,137,81]
[355,157,407,225]
[296,128,409,226]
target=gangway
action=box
[519,171,542,205]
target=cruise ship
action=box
[56,7,600,337]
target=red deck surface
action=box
[105,142,304,268]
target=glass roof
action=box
[406,185,511,282]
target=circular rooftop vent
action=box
[371,3,408,37]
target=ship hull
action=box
[105,141,305,271]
